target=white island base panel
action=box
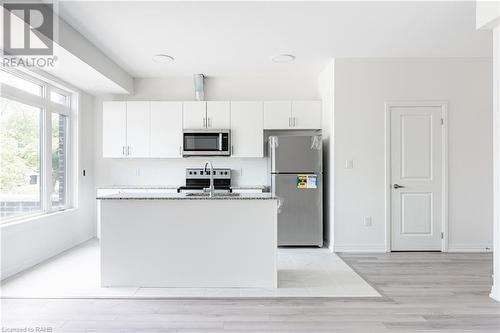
[100,199,277,288]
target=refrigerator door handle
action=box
[277,196,284,213]
[270,136,279,149]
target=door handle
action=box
[293,117,297,127]
[288,117,292,127]
[393,184,405,189]
[203,117,206,128]
[122,146,126,156]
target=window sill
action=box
[0,208,76,228]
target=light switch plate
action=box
[345,160,354,169]
[364,216,372,227]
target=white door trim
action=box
[384,101,449,252]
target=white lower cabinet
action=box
[230,101,264,158]
[150,101,183,158]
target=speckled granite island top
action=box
[97,193,277,200]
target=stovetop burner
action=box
[178,168,232,193]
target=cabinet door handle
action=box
[203,117,206,128]
[127,146,130,156]
[208,117,212,128]
[122,146,126,156]
[179,146,182,157]
[293,117,297,127]
[288,117,291,127]
[231,145,234,155]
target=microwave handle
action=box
[219,133,223,151]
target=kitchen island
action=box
[97,193,279,288]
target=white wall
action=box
[318,60,335,250]
[476,0,500,30]
[334,58,493,252]
[1,91,96,280]
[491,26,500,302]
[94,75,319,187]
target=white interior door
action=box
[390,105,443,251]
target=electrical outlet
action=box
[364,216,372,227]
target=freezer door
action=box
[273,174,323,246]
[271,135,322,173]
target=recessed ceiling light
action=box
[272,54,295,63]
[152,54,175,63]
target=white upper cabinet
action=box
[230,102,264,158]
[263,100,321,129]
[150,101,183,158]
[292,100,322,129]
[103,101,127,158]
[207,101,230,129]
[103,99,320,159]
[183,101,206,129]
[126,102,151,158]
[263,101,292,129]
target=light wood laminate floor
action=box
[2,252,499,332]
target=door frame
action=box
[384,101,449,252]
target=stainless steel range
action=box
[177,168,231,193]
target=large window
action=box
[0,70,74,222]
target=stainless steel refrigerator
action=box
[269,134,323,247]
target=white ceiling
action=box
[57,1,492,78]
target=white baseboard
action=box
[491,285,500,302]
[334,244,386,253]
[447,244,493,253]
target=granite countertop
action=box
[96,193,278,200]
[96,185,268,190]
[96,185,179,190]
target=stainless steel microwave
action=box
[182,129,231,156]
